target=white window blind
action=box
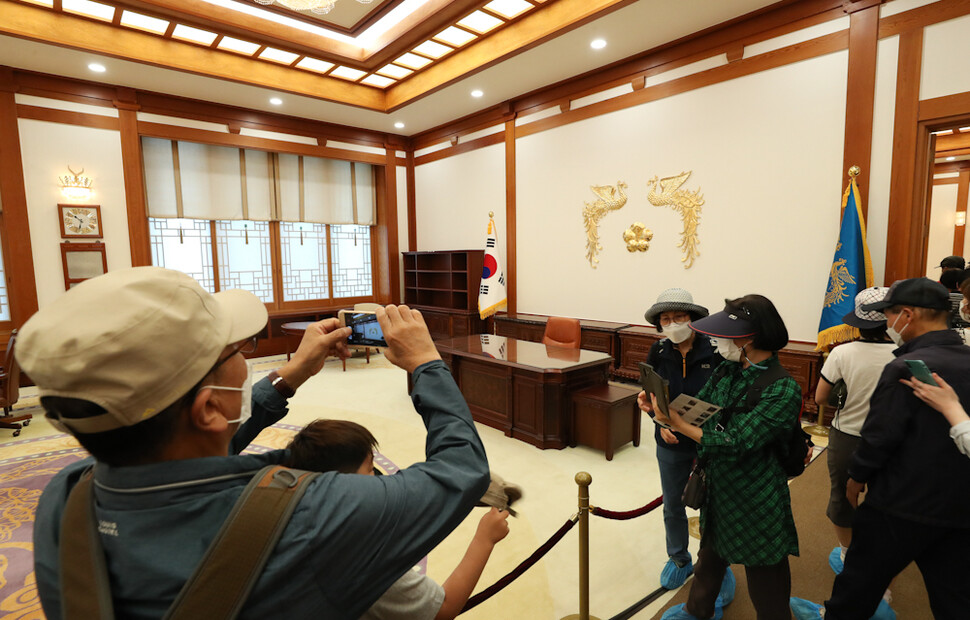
[142,138,374,225]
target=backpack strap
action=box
[60,466,114,620]
[165,465,319,620]
[744,362,793,410]
[59,464,318,620]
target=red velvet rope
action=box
[460,516,578,613]
[590,495,664,520]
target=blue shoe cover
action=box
[829,546,844,575]
[871,598,896,620]
[661,602,723,620]
[660,558,693,589]
[789,597,824,620]
[714,566,735,607]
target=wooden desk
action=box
[493,313,629,370]
[434,335,613,449]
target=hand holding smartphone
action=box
[338,310,388,348]
[905,359,938,386]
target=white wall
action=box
[508,50,849,341]
[867,35,899,287]
[920,12,970,100]
[414,142,507,269]
[925,182,958,277]
[18,119,131,308]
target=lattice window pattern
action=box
[149,218,215,292]
[0,242,8,322]
[216,220,274,303]
[280,222,330,302]
[330,224,372,298]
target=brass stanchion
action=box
[562,472,601,620]
[805,403,831,439]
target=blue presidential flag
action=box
[816,174,873,350]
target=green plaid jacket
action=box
[696,356,801,566]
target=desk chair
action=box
[0,330,31,437]
[542,317,582,349]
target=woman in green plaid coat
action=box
[645,294,802,620]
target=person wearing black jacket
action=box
[643,289,724,592]
[791,278,970,620]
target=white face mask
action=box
[961,299,970,323]
[201,364,253,426]
[886,313,910,346]
[664,321,693,344]
[714,337,743,362]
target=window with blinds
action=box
[143,137,378,306]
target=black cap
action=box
[689,306,757,339]
[939,255,965,270]
[861,278,950,312]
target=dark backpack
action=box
[711,362,813,478]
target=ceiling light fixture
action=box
[270,97,283,105]
[394,122,405,129]
[471,89,484,98]
[946,156,956,161]
[253,0,374,15]
[88,63,106,73]
[591,39,607,49]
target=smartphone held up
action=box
[339,310,388,348]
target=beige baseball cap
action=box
[16,267,267,434]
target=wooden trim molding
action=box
[413,132,505,166]
[504,119,516,315]
[842,3,880,214]
[16,104,120,130]
[116,92,152,267]
[406,150,416,251]
[0,76,40,328]
[884,28,923,283]
[382,149,400,304]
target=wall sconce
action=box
[956,211,967,227]
[59,166,93,201]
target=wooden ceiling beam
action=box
[0,3,385,110]
[936,131,970,154]
[385,0,635,111]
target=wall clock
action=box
[59,204,102,238]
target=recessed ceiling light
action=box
[591,39,607,50]
[269,97,283,106]
[946,156,956,161]
[88,63,107,73]
[394,122,405,129]
[471,89,484,98]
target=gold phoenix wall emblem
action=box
[623,222,653,252]
[647,171,705,269]
[582,181,628,268]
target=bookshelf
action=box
[403,250,485,339]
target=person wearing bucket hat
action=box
[791,278,970,620]
[20,267,490,619]
[641,290,728,595]
[646,294,802,620]
[811,287,895,607]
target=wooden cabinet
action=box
[571,384,641,460]
[615,326,664,381]
[403,250,486,340]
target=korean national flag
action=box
[479,217,507,319]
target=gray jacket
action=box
[34,360,490,619]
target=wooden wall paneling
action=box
[0,74,39,328]
[406,149,416,251]
[879,0,970,38]
[115,90,152,267]
[138,122,387,164]
[413,132,505,166]
[378,152,400,304]
[517,30,849,140]
[16,105,119,131]
[505,119,516,314]
[884,29,923,283]
[842,3,880,215]
[919,92,970,122]
[954,170,969,255]
[909,127,936,276]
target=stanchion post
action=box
[562,471,601,620]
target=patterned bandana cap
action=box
[854,287,889,323]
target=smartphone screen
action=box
[346,312,387,348]
[905,359,938,386]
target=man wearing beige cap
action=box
[19,267,490,619]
